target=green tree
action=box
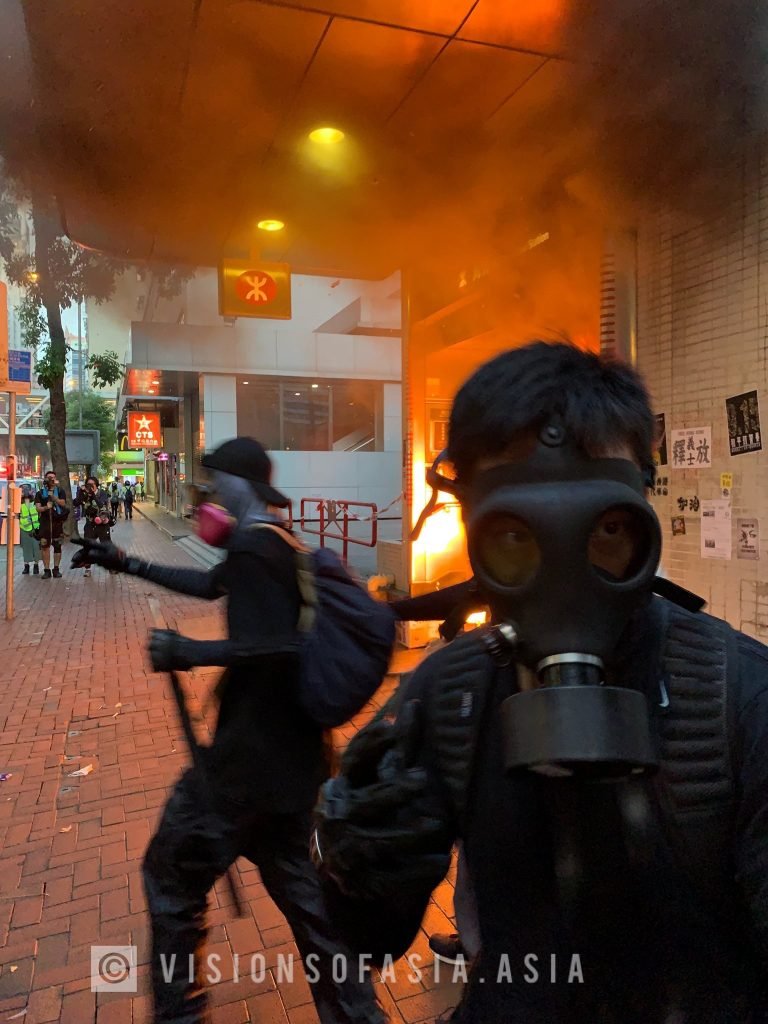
[0,183,191,527]
[43,392,117,459]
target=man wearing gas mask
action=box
[71,438,385,1024]
[314,343,768,1024]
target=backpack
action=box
[315,597,740,924]
[254,525,397,728]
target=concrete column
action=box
[200,374,237,451]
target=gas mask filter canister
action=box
[464,421,663,780]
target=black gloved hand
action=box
[148,629,194,672]
[70,537,127,571]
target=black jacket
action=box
[134,527,326,812]
[325,604,768,1024]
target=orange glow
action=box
[466,611,488,626]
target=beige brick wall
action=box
[637,144,768,638]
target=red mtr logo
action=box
[235,270,277,306]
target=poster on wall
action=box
[725,390,762,456]
[670,426,712,469]
[700,499,732,560]
[653,413,668,467]
[671,516,686,536]
[736,518,759,560]
[675,494,700,514]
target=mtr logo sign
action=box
[127,412,162,449]
[218,259,291,319]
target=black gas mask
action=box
[431,420,662,780]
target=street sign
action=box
[9,349,31,382]
[218,259,291,320]
[127,411,163,448]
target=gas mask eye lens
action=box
[588,505,651,582]
[476,515,541,588]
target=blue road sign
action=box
[9,350,31,383]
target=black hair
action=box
[448,342,656,484]
[86,476,99,487]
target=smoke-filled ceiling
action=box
[0,0,765,278]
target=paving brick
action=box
[11,895,43,927]
[60,989,96,1024]
[25,984,63,1023]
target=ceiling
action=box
[0,0,593,277]
[2,1,752,280]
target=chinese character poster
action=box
[725,390,762,456]
[653,413,668,467]
[736,518,759,560]
[670,426,712,469]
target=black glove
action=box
[70,537,127,571]
[313,699,453,901]
[148,629,195,672]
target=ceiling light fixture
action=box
[257,219,285,232]
[242,380,249,384]
[151,379,160,385]
[309,126,345,145]
[311,383,319,389]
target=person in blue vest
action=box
[315,342,768,1024]
[19,492,41,575]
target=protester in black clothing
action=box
[316,343,768,1024]
[71,438,385,1024]
[74,477,114,578]
[123,483,134,520]
[34,470,68,578]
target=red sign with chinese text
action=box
[127,412,162,449]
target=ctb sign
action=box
[127,412,162,449]
[218,259,291,320]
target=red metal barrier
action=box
[299,498,378,563]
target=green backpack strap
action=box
[251,523,318,633]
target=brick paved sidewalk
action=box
[0,521,462,1024]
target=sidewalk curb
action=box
[133,504,191,541]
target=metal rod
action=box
[6,391,16,620]
[148,598,244,916]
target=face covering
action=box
[193,470,278,548]
[457,420,662,780]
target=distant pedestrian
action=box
[124,483,134,520]
[110,483,120,521]
[19,492,41,575]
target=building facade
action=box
[117,270,403,571]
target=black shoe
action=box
[429,933,467,966]
[43,569,52,579]
[52,567,62,578]
[22,565,30,575]
[33,564,40,575]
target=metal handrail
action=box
[299,498,378,562]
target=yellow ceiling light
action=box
[257,219,285,232]
[309,126,345,145]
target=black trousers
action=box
[143,770,386,1024]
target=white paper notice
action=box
[701,499,732,560]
